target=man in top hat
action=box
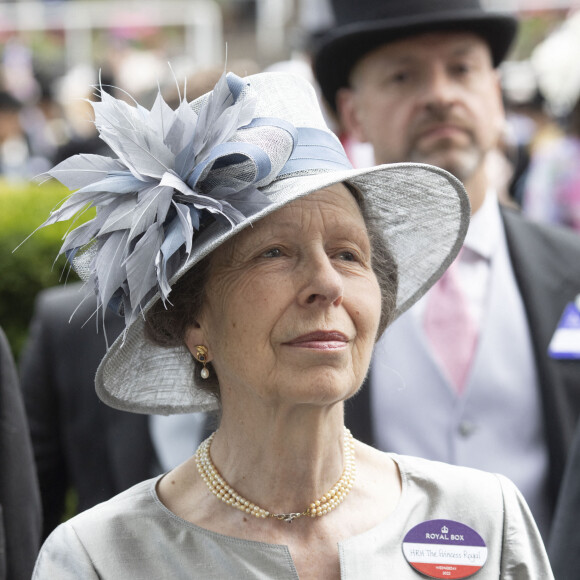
[313,0,580,540]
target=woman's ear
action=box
[184,320,211,361]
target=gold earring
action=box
[195,346,210,379]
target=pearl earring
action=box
[195,346,210,379]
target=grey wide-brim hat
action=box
[41,71,469,415]
[313,0,518,112]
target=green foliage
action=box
[0,179,93,361]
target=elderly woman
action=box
[32,72,552,579]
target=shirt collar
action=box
[463,189,501,261]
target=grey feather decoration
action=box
[37,72,279,327]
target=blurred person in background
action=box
[313,0,580,540]
[0,89,50,180]
[521,11,580,234]
[19,75,64,174]
[21,283,213,540]
[2,36,38,106]
[0,324,41,579]
[0,36,58,178]
[51,65,113,165]
[20,283,157,539]
[0,89,30,178]
[498,59,560,207]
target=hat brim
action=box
[95,162,469,415]
[313,11,518,111]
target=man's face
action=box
[338,32,505,184]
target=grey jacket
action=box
[33,453,553,579]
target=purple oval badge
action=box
[402,519,487,579]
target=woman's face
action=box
[185,183,382,409]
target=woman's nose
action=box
[298,251,344,308]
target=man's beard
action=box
[406,109,484,183]
[407,140,482,184]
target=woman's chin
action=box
[277,371,360,408]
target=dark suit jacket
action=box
[0,326,41,580]
[549,418,580,580]
[20,284,157,539]
[346,207,580,517]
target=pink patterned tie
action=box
[423,256,478,394]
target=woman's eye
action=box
[338,251,357,262]
[262,247,282,258]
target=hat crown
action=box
[192,73,329,133]
[331,0,487,26]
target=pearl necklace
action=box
[195,428,356,523]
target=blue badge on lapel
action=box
[548,295,580,359]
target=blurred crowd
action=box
[1,8,580,237]
[0,33,262,183]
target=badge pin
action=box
[402,519,487,579]
[548,297,580,360]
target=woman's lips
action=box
[284,331,349,350]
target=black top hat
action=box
[313,0,518,111]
